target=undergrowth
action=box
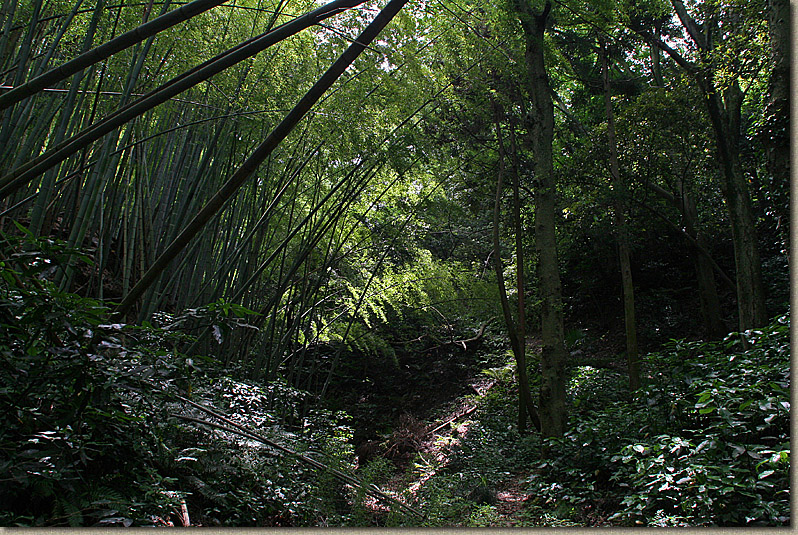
[0,227,790,527]
[399,316,790,527]
[0,231,390,526]
[528,315,790,526]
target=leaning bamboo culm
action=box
[173,396,424,519]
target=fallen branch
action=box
[426,380,496,437]
[426,318,493,352]
[179,498,190,527]
[427,404,478,437]
[173,396,423,519]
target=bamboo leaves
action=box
[0,0,369,200]
[0,0,231,111]
[114,0,408,317]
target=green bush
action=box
[411,378,539,526]
[527,315,790,527]
[610,316,790,526]
[0,250,176,525]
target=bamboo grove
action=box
[0,0,454,392]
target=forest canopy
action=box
[0,0,790,527]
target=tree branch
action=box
[634,198,736,292]
[671,0,708,51]
[634,28,698,75]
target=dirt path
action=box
[358,373,538,526]
[493,472,614,527]
[493,471,533,526]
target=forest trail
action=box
[353,356,541,527]
[492,472,534,526]
[349,332,629,527]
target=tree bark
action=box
[601,40,640,392]
[632,1,769,332]
[514,0,568,439]
[703,83,768,330]
[761,0,790,253]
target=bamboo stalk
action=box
[0,0,368,200]
[0,0,230,110]
[114,0,408,317]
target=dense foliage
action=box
[0,238,788,525]
[0,236,373,526]
[530,315,790,526]
[0,0,790,527]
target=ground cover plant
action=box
[528,315,790,527]
[0,230,790,526]
[0,236,369,526]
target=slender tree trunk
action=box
[0,0,368,200]
[642,179,727,338]
[761,0,790,254]
[704,83,768,330]
[491,98,540,432]
[514,0,568,439]
[694,236,726,337]
[648,21,664,87]
[601,40,639,391]
[0,0,231,110]
[683,194,725,338]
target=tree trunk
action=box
[642,179,727,339]
[0,0,368,200]
[762,0,790,254]
[601,40,640,392]
[683,194,726,339]
[0,0,231,111]
[694,235,726,338]
[491,99,540,432]
[703,83,768,331]
[514,0,568,439]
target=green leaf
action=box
[738,399,754,410]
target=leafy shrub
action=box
[527,315,790,527]
[610,316,790,526]
[0,246,182,525]
[567,366,628,408]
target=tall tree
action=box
[512,0,568,439]
[114,0,409,317]
[0,0,369,200]
[632,0,768,331]
[600,38,640,391]
[491,96,541,432]
[760,0,790,254]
